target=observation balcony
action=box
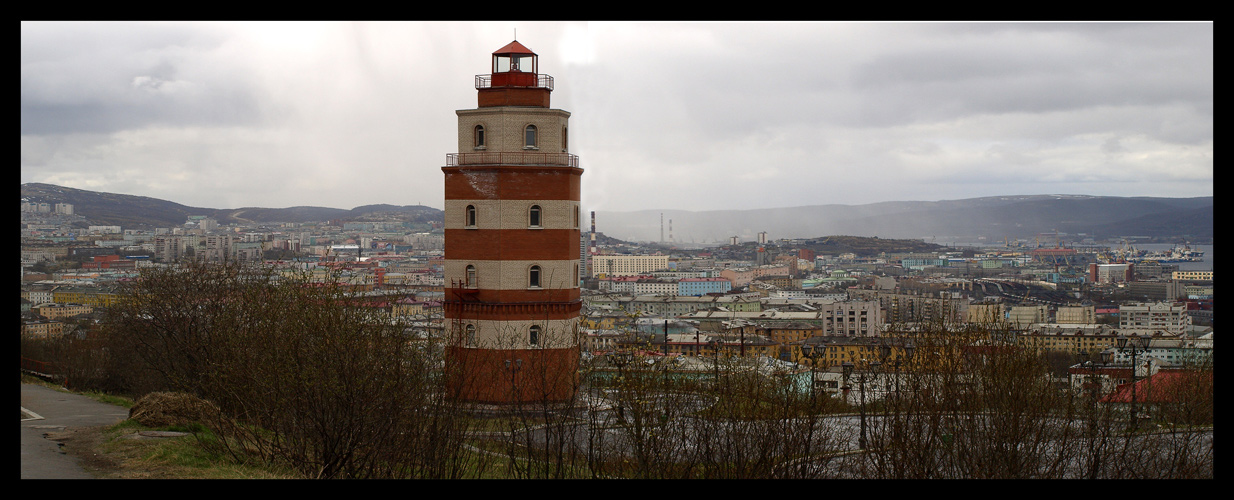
[446,152,579,168]
[476,73,553,90]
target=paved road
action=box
[21,383,130,479]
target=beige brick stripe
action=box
[444,259,580,290]
[454,318,579,349]
[444,199,580,230]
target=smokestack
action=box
[590,211,597,276]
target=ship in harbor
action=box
[1127,244,1206,264]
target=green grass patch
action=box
[97,419,297,479]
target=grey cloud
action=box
[21,22,261,135]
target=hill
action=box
[21,184,1211,243]
[596,195,1212,244]
[20,183,443,228]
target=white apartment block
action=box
[22,287,55,305]
[1109,336,1213,370]
[154,236,186,262]
[966,303,1005,324]
[591,254,670,277]
[1008,305,1049,328]
[405,232,445,250]
[1055,305,1096,324]
[826,300,881,337]
[633,279,678,296]
[21,250,58,263]
[1119,302,1191,335]
[598,277,640,293]
[1093,263,1132,283]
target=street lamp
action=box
[1078,348,1114,479]
[841,358,878,451]
[1115,335,1149,430]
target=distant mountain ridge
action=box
[594,194,1212,244]
[21,183,1211,243]
[20,183,443,228]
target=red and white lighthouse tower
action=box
[442,40,583,405]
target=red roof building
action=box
[1100,370,1213,404]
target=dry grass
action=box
[85,419,299,479]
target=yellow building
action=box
[800,327,996,374]
[580,313,628,330]
[627,332,779,359]
[33,303,94,320]
[50,286,121,308]
[22,320,64,338]
[1172,270,1213,281]
[591,254,670,278]
[392,299,426,318]
[1016,328,1118,355]
[794,337,918,371]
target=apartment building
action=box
[591,254,670,277]
[966,303,1005,324]
[1055,305,1096,324]
[678,277,732,296]
[849,288,967,325]
[1172,270,1213,281]
[1119,302,1191,335]
[33,303,94,320]
[633,278,678,296]
[1089,263,1133,284]
[1017,324,1119,355]
[720,263,793,287]
[21,319,64,338]
[1008,305,1049,329]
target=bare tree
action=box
[102,261,479,478]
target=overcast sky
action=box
[21,21,1213,214]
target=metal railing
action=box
[475,73,554,90]
[446,152,579,168]
[21,356,63,384]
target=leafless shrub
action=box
[101,261,478,478]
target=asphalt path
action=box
[20,383,130,479]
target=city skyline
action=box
[21,21,1213,213]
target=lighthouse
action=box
[442,40,583,405]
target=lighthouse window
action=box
[562,126,568,151]
[465,324,476,347]
[524,125,537,149]
[529,265,542,288]
[529,205,542,228]
[466,205,477,228]
[474,125,485,149]
[529,325,541,347]
[466,265,477,288]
